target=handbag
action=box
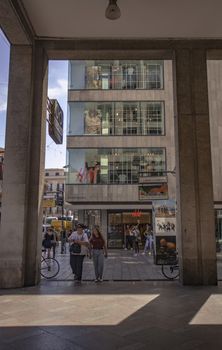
[42,239,52,249]
[69,243,81,254]
[69,234,84,254]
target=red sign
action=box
[131,211,142,217]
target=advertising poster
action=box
[139,183,168,200]
[152,199,177,265]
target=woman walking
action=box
[69,223,89,284]
[89,226,107,282]
[42,228,56,258]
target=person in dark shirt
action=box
[89,226,107,282]
[42,228,56,258]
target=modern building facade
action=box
[66,60,176,247]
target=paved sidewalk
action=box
[54,248,165,281]
[0,281,222,350]
[51,246,222,281]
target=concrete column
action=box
[0,44,48,288]
[174,49,217,285]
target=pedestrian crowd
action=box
[42,221,154,285]
[42,223,108,284]
[124,224,154,256]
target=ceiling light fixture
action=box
[105,0,121,20]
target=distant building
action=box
[44,168,65,216]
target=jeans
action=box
[70,254,85,281]
[134,240,139,254]
[125,236,132,249]
[92,249,104,279]
[144,238,153,253]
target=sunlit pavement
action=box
[0,281,222,350]
[52,246,222,281]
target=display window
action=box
[69,60,164,90]
[67,148,166,185]
[68,101,165,136]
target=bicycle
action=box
[161,253,179,280]
[41,250,60,279]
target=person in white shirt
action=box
[68,223,89,283]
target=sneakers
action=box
[75,280,81,285]
[95,278,103,283]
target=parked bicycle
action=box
[41,250,60,279]
[161,252,179,280]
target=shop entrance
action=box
[107,210,152,249]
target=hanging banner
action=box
[152,199,177,265]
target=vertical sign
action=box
[47,98,64,144]
[152,199,177,264]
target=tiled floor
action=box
[49,246,222,281]
[0,281,222,349]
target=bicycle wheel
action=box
[161,264,179,280]
[41,257,60,279]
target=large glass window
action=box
[141,102,164,135]
[67,148,166,184]
[68,101,165,136]
[69,60,164,90]
[68,102,114,135]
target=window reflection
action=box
[68,102,164,136]
[67,148,166,185]
[84,108,101,135]
[69,60,164,90]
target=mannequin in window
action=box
[93,162,101,184]
[83,161,95,184]
[84,109,101,135]
[126,66,136,89]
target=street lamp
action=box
[105,0,121,20]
